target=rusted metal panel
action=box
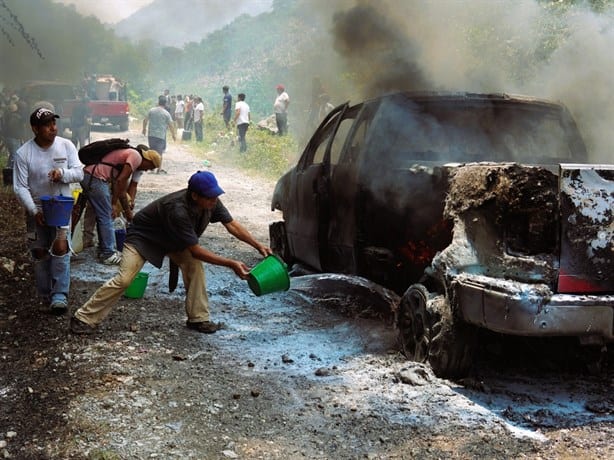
[559,165,614,293]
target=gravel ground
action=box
[0,127,612,459]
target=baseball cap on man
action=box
[141,149,162,169]
[188,171,224,198]
[30,107,60,126]
[276,84,285,91]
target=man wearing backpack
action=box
[80,146,161,264]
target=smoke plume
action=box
[301,0,613,162]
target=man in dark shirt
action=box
[71,95,90,148]
[221,86,232,129]
[70,171,272,334]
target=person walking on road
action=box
[70,171,272,335]
[70,95,91,149]
[142,95,176,174]
[221,86,232,130]
[13,107,84,314]
[234,93,250,153]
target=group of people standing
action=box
[12,104,271,335]
[151,83,291,154]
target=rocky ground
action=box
[0,127,612,459]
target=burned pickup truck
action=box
[270,91,614,378]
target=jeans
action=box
[237,123,249,152]
[148,136,166,171]
[81,174,116,258]
[275,112,288,136]
[75,244,211,326]
[194,120,203,142]
[147,136,166,155]
[27,215,71,302]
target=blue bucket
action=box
[40,195,74,227]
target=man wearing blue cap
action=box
[70,170,272,334]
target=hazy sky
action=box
[52,0,155,24]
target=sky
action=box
[52,0,155,24]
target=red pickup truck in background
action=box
[20,76,130,133]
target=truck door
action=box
[325,104,365,272]
[289,104,350,271]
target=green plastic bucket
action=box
[40,195,74,227]
[248,254,290,296]
[124,272,149,299]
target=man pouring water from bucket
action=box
[13,107,84,315]
[70,171,272,335]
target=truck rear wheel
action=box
[119,119,129,131]
[397,284,476,379]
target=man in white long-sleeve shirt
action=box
[13,107,84,314]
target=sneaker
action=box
[101,251,122,265]
[186,320,223,334]
[49,298,68,315]
[70,316,96,335]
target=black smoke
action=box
[331,2,429,97]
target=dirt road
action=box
[0,128,612,459]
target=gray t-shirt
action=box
[125,189,232,268]
[146,106,173,140]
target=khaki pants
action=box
[75,243,210,326]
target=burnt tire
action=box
[397,284,432,363]
[269,221,293,265]
[397,284,476,379]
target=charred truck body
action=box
[270,92,614,378]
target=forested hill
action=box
[0,0,336,120]
[113,0,273,48]
[149,0,330,118]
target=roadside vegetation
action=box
[179,113,300,180]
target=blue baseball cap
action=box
[188,171,224,198]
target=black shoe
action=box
[50,298,68,316]
[186,320,223,334]
[70,316,96,335]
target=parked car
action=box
[270,91,614,378]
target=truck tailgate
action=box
[89,101,129,117]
